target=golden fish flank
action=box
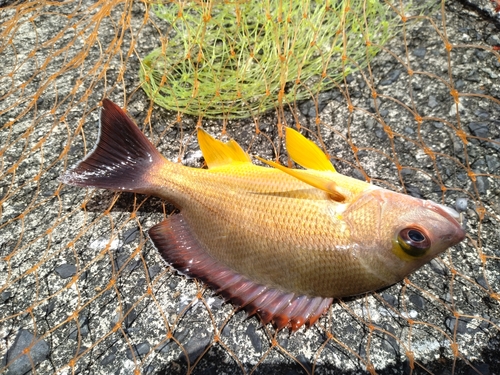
[60,99,466,331]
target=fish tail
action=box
[59,99,166,194]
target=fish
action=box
[60,99,466,331]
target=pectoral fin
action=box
[255,156,347,202]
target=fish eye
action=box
[397,227,431,257]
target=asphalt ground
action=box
[1,1,500,374]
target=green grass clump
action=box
[140,0,421,119]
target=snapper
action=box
[60,99,465,331]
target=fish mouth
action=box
[424,201,466,242]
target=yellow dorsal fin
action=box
[255,156,346,202]
[197,128,251,168]
[285,127,336,172]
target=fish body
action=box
[60,99,465,330]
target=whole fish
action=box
[60,99,465,331]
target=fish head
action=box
[343,187,466,288]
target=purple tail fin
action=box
[60,99,165,193]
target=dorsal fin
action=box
[255,156,347,202]
[197,128,251,168]
[285,127,336,172]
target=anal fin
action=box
[148,214,333,331]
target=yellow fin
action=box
[285,127,336,172]
[197,128,251,168]
[255,156,346,202]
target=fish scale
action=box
[60,99,465,331]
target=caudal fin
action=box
[60,99,165,193]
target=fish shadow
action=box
[83,190,176,215]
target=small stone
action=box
[413,47,427,58]
[409,294,426,310]
[382,323,399,354]
[148,264,162,280]
[101,353,116,366]
[369,97,382,111]
[68,317,90,340]
[1,291,11,302]
[126,342,150,360]
[475,175,489,194]
[486,34,500,46]
[428,95,439,108]
[476,275,489,289]
[466,69,481,82]
[375,126,388,140]
[468,122,489,139]
[295,354,312,374]
[455,198,468,212]
[42,301,56,316]
[445,316,469,334]
[401,168,414,177]
[298,101,315,118]
[379,69,401,86]
[208,296,223,310]
[221,323,231,338]
[156,341,172,354]
[430,259,449,276]
[74,346,88,356]
[246,323,262,353]
[299,92,333,118]
[54,263,77,279]
[474,50,489,60]
[365,118,376,130]
[115,255,140,271]
[449,102,465,116]
[122,305,137,328]
[486,155,500,172]
[486,138,500,152]
[179,331,211,364]
[472,158,486,170]
[474,109,490,119]
[2,329,50,375]
[123,227,139,244]
[406,185,423,198]
[351,169,366,181]
[455,80,465,90]
[381,293,397,307]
